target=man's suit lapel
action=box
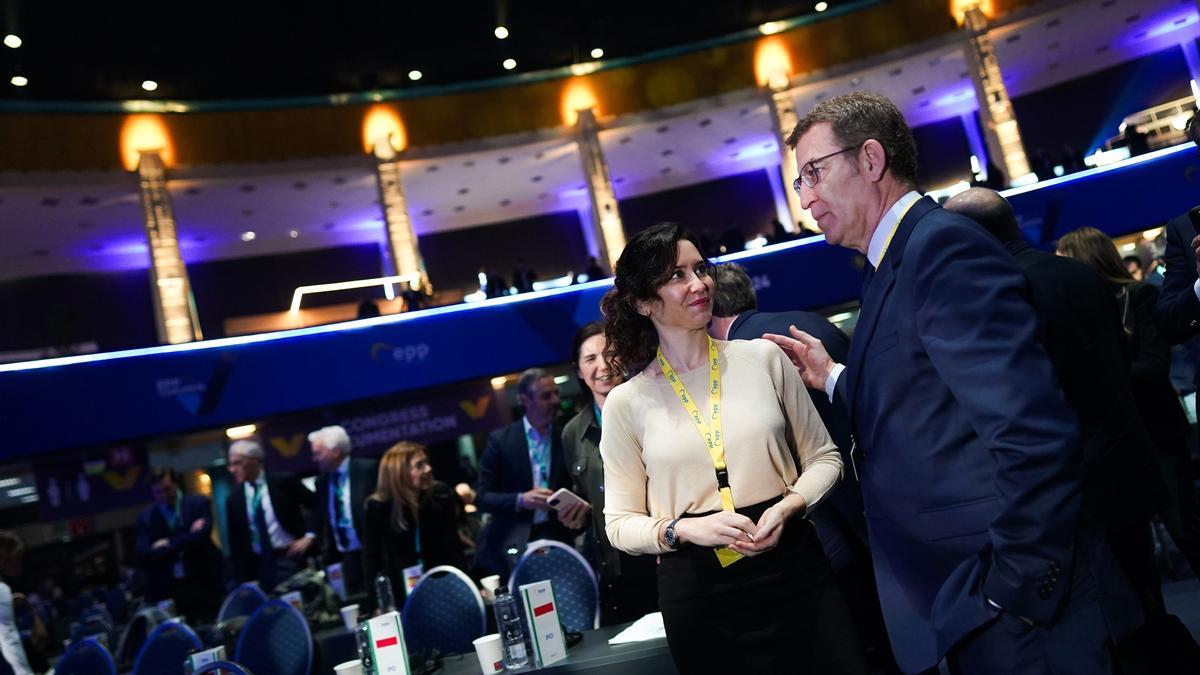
[230,484,248,535]
[845,197,938,416]
[349,459,370,533]
[508,422,534,489]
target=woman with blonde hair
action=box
[363,442,466,609]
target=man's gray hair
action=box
[517,368,550,398]
[228,439,265,461]
[308,425,352,454]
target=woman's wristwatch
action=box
[663,517,683,548]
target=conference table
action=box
[438,623,676,675]
[315,621,674,674]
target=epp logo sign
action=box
[370,342,431,364]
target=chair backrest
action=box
[55,636,118,675]
[194,661,255,675]
[218,583,270,623]
[400,565,486,656]
[509,539,600,631]
[70,615,114,651]
[114,610,151,668]
[234,599,313,675]
[132,619,203,675]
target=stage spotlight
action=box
[495,26,509,39]
[3,35,21,49]
[503,58,517,70]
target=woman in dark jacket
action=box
[561,321,659,626]
[1059,227,1200,575]
[363,441,467,610]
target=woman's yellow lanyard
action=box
[656,335,743,568]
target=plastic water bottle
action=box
[355,619,376,675]
[493,586,529,669]
[375,574,396,614]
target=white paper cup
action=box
[340,603,360,631]
[333,659,364,675]
[479,575,501,603]
[473,634,505,674]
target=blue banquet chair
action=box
[509,539,600,631]
[55,636,117,675]
[234,599,313,675]
[400,565,486,656]
[217,582,269,623]
[132,618,203,675]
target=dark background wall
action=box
[188,243,386,338]
[912,116,973,189]
[0,269,158,352]
[1013,45,1191,159]
[618,169,778,250]
[418,209,590,290]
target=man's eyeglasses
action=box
[792,143,863,194]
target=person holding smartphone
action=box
[560,321,659,626]
[598,223,866,674]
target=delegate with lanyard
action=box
[656,335,743,568]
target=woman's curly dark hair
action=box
[600,222,707,375]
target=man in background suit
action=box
[311,425,377,597]
[1152,114,1200,576]
[1155,116,1200,360]
[135,467,223,621]
[767,92,1139,674]
[946,187,1197,671]
[708,262,897,673]
[474,368,576,577]
[225,439,318,590]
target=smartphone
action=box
[547,488,590,511]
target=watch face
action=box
[665,525,678,547]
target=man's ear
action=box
[861,139,888,183]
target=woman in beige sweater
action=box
[598,223,867,674]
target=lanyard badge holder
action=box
[657,336,743,568]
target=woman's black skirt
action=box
[656,497,869,674]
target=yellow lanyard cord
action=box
[875,196,920,265]
[656,336,742,567]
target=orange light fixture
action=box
[560,78,600,126]
[119,114,174,171]
[754,36,793,89]
[950,0,994,26]
[362,104,407,156]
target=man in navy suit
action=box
[708,262,896,673]
[135,467,223,621]
[766,92,1139,674]
[474,368,579,577]
[311,425,377,597]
